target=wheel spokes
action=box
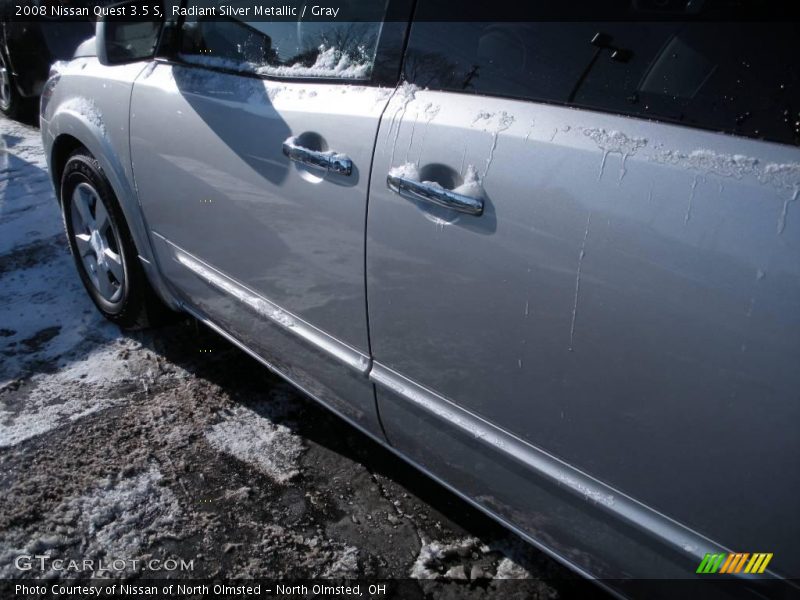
[70,182,125,303]
[74,233,93,257]
[72,186,95,230]
[96,262,115,299]
[83,254,100,289]
[94,197,111,233]
[103,248,124,283]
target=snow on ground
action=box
[204,396,304,484]
[0,467,184,578]
[411,536,560,599]
[0,117,156,447]
[411,536,532,580]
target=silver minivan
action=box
[40,1,799,596]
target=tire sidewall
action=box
[0,50,20,117]
[62,153,134,318]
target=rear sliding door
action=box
[368,12,800,587]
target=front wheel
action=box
[61,149,172,329]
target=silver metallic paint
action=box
[40,39,800,595]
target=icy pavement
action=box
[0,115,595,595]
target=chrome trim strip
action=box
[157,234,371,376]
[369,361,753,575]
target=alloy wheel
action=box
[70,182,126,303]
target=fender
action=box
[45,106,182,312]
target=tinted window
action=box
[405,12,800,145]
[179,0,387,80]
[101,0,163,64]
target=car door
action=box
[367,10,800,590]
[130,1,407,436]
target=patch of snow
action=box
[651,148,800,233]
[283,136,348,163]
[759,162,800,193]
[652,149,759,179]
[495,557,530,579]
[471,110,515,134]
[388,162,420,181]
[49,60,70,76]
[246,524,361,578]
[583,128,647,156]
[0,254,128,382]
[452,164,484,198]
[583,127,647,182]
[410,536,536,582]
[764,166,800,234]
[60,97,106,136]
[0,468,183,577]
[652,149,800,192]
[396,81,420,103]
[421,102,440,121]
[471,110,515,178]
[386,82,421,163]
[320,545,360,578]
[181,44,372,80]
[204,401,303,484]
[0,339,171,448]
[410,537,487,579]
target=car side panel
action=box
[367,89,800,585]
[130,63,390,435]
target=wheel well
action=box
[50,134,86,203]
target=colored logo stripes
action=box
[696,553,773,574]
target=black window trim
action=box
[398,20,799,148]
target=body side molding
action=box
[159,233,371,376]
[368,362,776,580]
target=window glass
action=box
[405,8,800,146]
[101,0,163,63]
[179,0,387,80]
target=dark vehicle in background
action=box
[1,18,94,118]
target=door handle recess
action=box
[282,137,353,176]
[386,173,484,216]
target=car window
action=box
[405,5,800,146]
[178,0,387,80]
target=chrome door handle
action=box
[386,173,484,216]
[282,137,353,176]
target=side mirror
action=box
[96,1,164,66]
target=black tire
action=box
[0,50,27,119]
[61,149,173,329]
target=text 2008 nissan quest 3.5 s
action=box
[39,1,798,597]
